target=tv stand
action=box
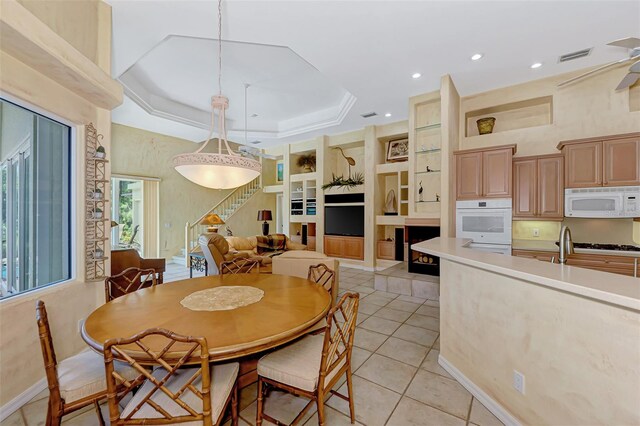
[324,235,364,260]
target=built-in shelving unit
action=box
[290,172,317,223]
[84,123,110,282]
[410,93,442,217]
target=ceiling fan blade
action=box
[607,37,640,50]
[615,72,640,90]
[558,57,634,87]
[629,59,640,73]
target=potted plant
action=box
[92,188,103,200]
[94,248,104,259]
[95,145,106,159]
[296,154,316,172]
[93,207,103,219]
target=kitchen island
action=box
[412,237,640,426]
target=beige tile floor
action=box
[2,266,504,426]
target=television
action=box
[324,206,364,237]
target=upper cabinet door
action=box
[564,141,602,188]
[482,148,513,198]
[538,156,564,219]
[513,159,537,217]
[455,152,482,200]
[603,137,640,186]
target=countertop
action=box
[413,237,640,311]
[512,239,640,258]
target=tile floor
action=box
[2,266,504,426]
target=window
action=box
[0,99,72,299]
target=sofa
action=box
[272,251,340,306]
[224,234,307,265]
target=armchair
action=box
[198,233,250,275]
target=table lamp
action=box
[257,210,273,236]
[200,213,225,233]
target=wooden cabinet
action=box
[559,133,640,188]
[376,240,395,260]
[455,145,516,200]
[513,155,564,219]
[512,249,556,263]
[323,236,364,260]
[563,141,602,188]
[566,253,638,277]
[513,159,537,217]
[513,249,639,277]
[455,152,482,199]
[482,149,512,197]
[538,156,564,218]
[603,136,640,186]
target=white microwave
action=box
[565,186,640,218]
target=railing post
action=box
[185,222,190,267]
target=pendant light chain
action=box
[217,0,222,96]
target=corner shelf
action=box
[84,123,109,282]
[415,170,441,175]
[415,123,441,131]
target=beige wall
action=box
[16,0,101,65]
[0,0,113,407]
[111,124,276,259]
[459,65,640,156]
[441,259,640,425]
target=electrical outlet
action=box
[532,228,540,237]
[513,370,525,394]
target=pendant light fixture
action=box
[172,0,261,189]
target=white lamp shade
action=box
[173,153,261,189]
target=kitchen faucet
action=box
[558,225,574,264]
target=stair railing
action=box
[184,176,261,266]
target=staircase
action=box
[178,177,262,266]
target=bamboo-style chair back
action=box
[103,328,212,425]
[318,292,359,391]
[220,258,260,275]
[36,300,62,404]
[105,267,158,301]
[307,263,335,297]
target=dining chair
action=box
[104,267,158,301]
[103,327,239,426]
[36,300,139,426]
[220,257,261,275]
[256,292,360,426]
[308,264,336,301]
[306,263,337,335]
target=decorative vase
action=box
[94,248,104,259]
[303,165,313,172]
[476,117,496,135]
[92,190,103,200]
[93,210,103,219]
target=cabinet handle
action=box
[634,258,638,278]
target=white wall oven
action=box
[456,199,513,253]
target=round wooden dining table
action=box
[81,273,331,363]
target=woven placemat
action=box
[180,286,264,311]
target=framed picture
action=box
[386,138,409,162]
[276,160,284,183]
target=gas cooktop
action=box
[555,242,640,252]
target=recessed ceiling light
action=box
[385,113,392,117]
[530,62,542,69]
[471,53,483,61]
[412,72,422,79]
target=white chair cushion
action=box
[121,362,239,424]
[57,350,139,403]
[258,334,344,392]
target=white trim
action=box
[0,377,47,421]
[438,355,522,426]
[112,173,161,182]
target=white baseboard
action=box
[0,378,47,421]
[438,355,521,426]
